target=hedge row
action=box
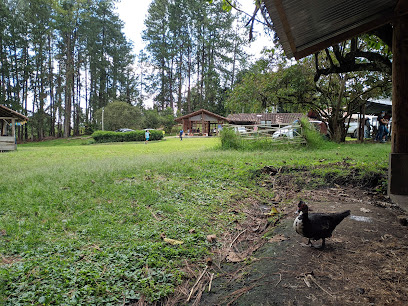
[91,130,164,143]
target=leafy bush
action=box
[219,127,243,149]
[91,130,163,143]
[300,117,333,149]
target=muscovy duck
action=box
[293,201,350,248]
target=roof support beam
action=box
[389,10,408,199]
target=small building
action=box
[0,105,28,151]
[175,109,229,136]
[227,113,305,127]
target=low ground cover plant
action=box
[0,137,390,304]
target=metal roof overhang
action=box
[263,0,398,60]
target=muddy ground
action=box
[174,170,408,306]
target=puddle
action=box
[350,215,372,223]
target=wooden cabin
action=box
[0,105,28,151]
[175,109,229,136]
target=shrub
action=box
[300,117,333,149]
[91,130,164,143]
[220,127,243,149]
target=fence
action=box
[226,124,305,143]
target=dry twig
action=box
[186,266,208,302]
[230,229,247,248]
[208,273,214,292]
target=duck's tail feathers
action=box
[333,210,351,226]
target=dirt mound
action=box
[197,186,408,305]
[254,164,387,192]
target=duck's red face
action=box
[297,201,308,214]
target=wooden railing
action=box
[227,124,304,143]
[0,136,16,151]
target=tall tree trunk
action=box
[48,33,55,137]
[64,33,73,138]
[177,49,183,111]
[169,57,174,110]
[187,45,191,113]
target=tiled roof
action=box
[227,113,305,124]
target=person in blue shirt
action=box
[145,130,150,144]
[179,129,184,140]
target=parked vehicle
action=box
[347,116,377,138]
[233,126,247,134]
[115,128,134,132]
[272,124,299,139]
[272,120,323,139]
[346,122,359,138]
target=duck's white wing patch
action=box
[293,215,304,235]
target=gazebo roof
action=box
[0,105,28,122]
[263,0,398,59]
[175,109,228,122]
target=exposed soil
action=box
[178,167,408,306]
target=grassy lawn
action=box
[0,137,391,304]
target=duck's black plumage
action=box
[293,201,350,248]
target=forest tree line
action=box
[1,0,392,143]
[1,0,139,140]
[0,0,251,140]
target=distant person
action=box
[145,129,150,144]
[179,128,183,141]
[364,118,371,138]
[375,111,389,143]
[384,112,392,138]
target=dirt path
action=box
[198,187,408,306]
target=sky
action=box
[114,0,273,59]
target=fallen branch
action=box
[305,274,334,298]
[230,229,247,248]
[208,273,214,292]
[226,284,257,306]
[275,273,282,287]
[187,266,208,302]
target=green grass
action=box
[0,137,391,304]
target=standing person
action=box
[145,129,150,144]
[179,128,184,140]
[364,118,371,138]
[376,111,389,142]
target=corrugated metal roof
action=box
[263,0,397,59]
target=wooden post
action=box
[389,10,408,199]
[201,111,205,135]
[12,118,16,139]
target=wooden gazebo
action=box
[0,105,28,151]
[175,109,229,136]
